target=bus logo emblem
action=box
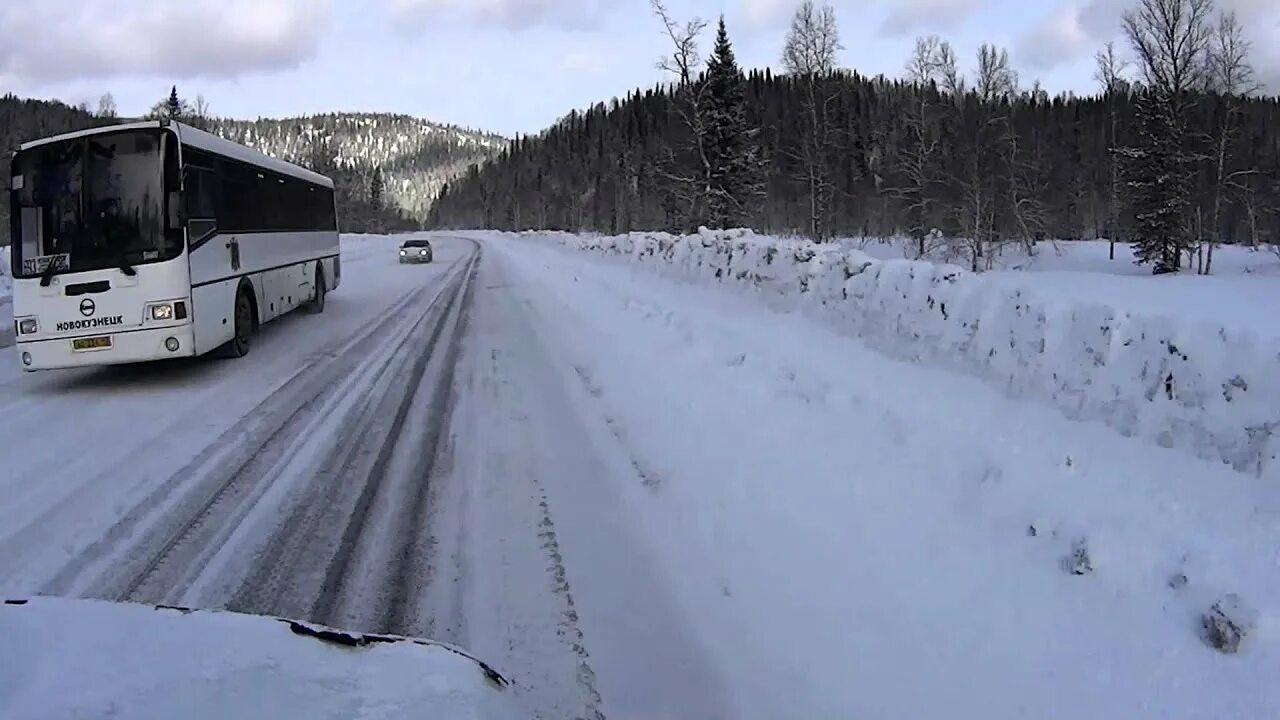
[80,299,96,317]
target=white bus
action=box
[9,120,339,371]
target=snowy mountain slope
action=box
[530,229,1280,482]
[208,113,506,221]
[0,597,518,720]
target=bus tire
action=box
[306,265,327,314]
[220,283,257,359]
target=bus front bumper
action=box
[17,325,197,372]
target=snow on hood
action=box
[0,597,521,720]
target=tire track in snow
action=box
[43,247,479,607]
[424,250,612,720]
[532,485,606,720]
[35,282,435,599]
[224,249,479,634]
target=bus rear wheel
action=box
[306,266,327,314]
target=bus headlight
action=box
[21,352,33,366]
[16,318,38,335]
[150,303,175,320]
[147,301,187,321]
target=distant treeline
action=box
[428,72,1280,244]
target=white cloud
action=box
[387,0,611,32]
[737,0,982,34]
[737,0,801,29]
[1017,1,1093,71]
[878,0,983,36]
[1018,0,1280,90]
[0,0,329,84]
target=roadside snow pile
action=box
[528,229,1280,481]
[0,245,11,302]
[0,597,519,720]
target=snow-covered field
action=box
[1,231,1276,719]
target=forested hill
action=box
[209,113,506,223]
[427,70,1280,250]
[1,94,506,240]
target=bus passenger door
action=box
[183,159,236,355]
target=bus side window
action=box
[218,162,254,234]
[183,167,218,245]
[184,168,218,219]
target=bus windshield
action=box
[10,129,180,280]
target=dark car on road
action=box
[399,239,433,264]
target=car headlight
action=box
[17,318,38,335]
[419,249,428,255]
[399,250,407,255]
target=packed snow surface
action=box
[2,232,1277,719]
[480,232,1278,719]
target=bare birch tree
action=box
[96,92,118,119]
[895,36,951,258]
[650,0,710,230]
[1095,41,1129,260]
[958,44,1017,270]
[1202,9,1259,273]
[782,0,843,240]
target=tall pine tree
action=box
[1122,88,1191,274]
[370,166,385,208]
[166,86,183,121]
[701,17,761,229]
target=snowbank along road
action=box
[2,233,1277,720]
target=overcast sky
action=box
[2,0,1277,136]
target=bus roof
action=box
[17,120,335,190]
[175,122,334,189]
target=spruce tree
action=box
[1122,88,1190,274]
[700,17,761,229]
[370,166,385,208]
[166,86,183,121]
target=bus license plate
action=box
[71,336,113,352]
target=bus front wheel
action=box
[221,286,256,358]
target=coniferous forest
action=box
[429,0,1280,274]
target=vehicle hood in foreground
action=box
[0,596,520,720]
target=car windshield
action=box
[402,240,429,248]
[10,129,179,278]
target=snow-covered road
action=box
[2,233,1276,719]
